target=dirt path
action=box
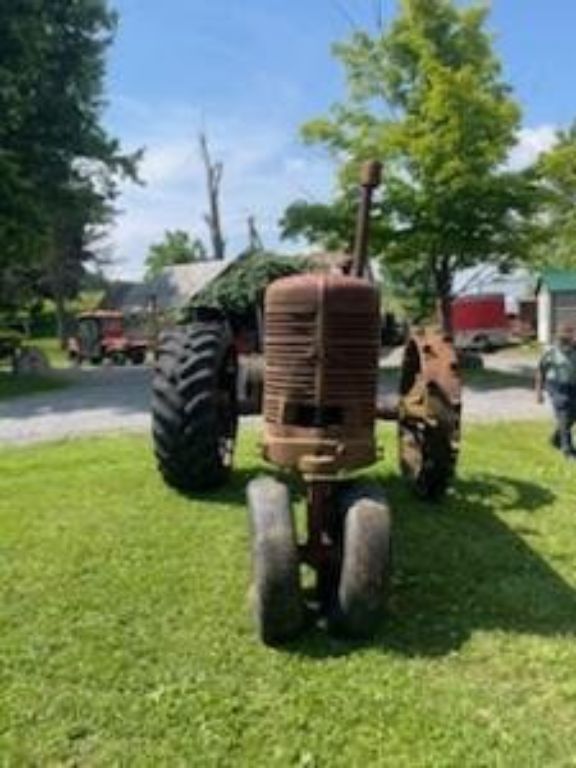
[0,355,551,447]
[0,366,151,446]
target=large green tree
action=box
[533,124,576,268]
[0,0,140,338]
[281,0,537,328]
[144,230,207,279]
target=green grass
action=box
[31,337,70,369]
[0,371,68,401]
[2,425,576,765]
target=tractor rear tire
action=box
[330,483,392,639]
[152,323,237,493]
[247,477,304,645]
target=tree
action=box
[145,230,207,279]
[281,0,536,329]
[199,132,225,260]
[0,0,140,338]
[281,199,357,252]
[246,215,264,253]
[533,123,576,267]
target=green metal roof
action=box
[539,269,576,292]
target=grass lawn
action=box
[1,425,576,765]
[31,337,71,369]
[0,371,68,401]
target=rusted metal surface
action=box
[397,328,462,498]
[352,160,382,278]
[262,272,381,478]
[298,481,341,608]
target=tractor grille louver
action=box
[262,272,381,475]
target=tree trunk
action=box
[435,261,453,335]
[199,132,225,261]
[437,293,453,336]
[54,291,67,348]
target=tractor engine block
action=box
[263,272,381,477]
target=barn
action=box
[537,269,576,344]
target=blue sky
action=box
[104,1,576,279]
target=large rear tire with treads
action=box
[152,323,237,493]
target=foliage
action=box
[0,0,140,325]
[1,425,576,763]
[533,123,576,267]
[144,230,207,279]
[282,0,538,326]
[190,252,308,315]
[280,198,357,251]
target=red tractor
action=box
[68,310,148,366]
[151,163,461,644]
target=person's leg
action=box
[547,386,563,450]
[567,395,576,453]
[553,401,574,455]
[550,429,562,450]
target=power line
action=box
[329,0,360,31]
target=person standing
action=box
[536,323,576,457]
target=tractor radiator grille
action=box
[264,275,380,427]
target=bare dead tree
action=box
[247,215,264,253]
[199,132,225,261]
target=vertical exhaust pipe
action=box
[352,160,382,278]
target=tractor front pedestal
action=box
[300,481,341,615]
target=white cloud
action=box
[106,100,335,279]
[507,125,558,170]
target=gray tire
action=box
[332,483,392,638]
[247,477,304,645]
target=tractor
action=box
[68,310,149,366]
[151,162,461,645]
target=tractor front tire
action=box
[152,324,237,493]
[331,483,392,639]
[247,477,304,645]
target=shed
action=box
[147,262,233,312]
[536,269,576,344]
[101,262,236,316]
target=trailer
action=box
[451,294,509,351]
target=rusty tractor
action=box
[151,162,461,645]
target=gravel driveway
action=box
[0,354,551,447]
[0,366,151,446]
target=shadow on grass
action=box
[287,472,576,660]
[180,461,576,659]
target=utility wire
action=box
[329,0,360,31]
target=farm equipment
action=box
[151,162,461,644]
[68,310,148,366]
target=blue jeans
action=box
[547,384,576,454]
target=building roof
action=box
[538,269,576,293]
[148,261,234,311]
[454,266,536,300]
[101,261,236,313]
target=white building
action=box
[536,270,576,345]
